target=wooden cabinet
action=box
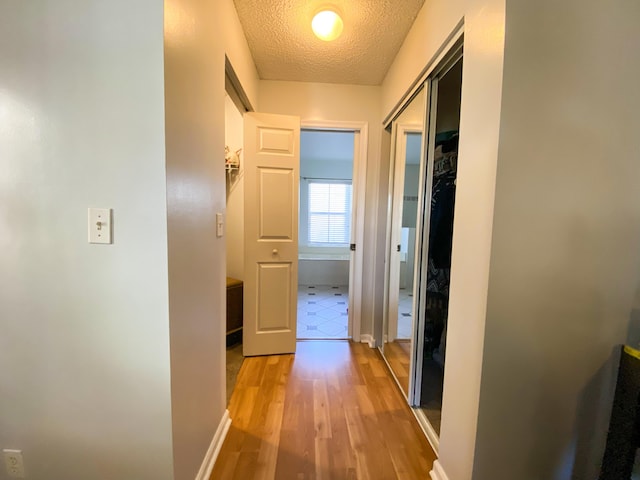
[226,277,243,346]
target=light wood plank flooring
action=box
[382,341,411,397]
[212,340,436,480]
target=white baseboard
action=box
[195,409,231,480]
[430,460,450,480]
[360,334,375,348]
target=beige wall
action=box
[381,0,507,478]
[474,0,640,478]
[0,1,174,479]
[223,0,260,109]
[164,0,228,477]
[222,0,258,283]
[386,0,640,478]
[382,0,464,118]
[259,80,382,338]
[0,0,235,478]
[8,1,632,478]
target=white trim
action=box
[429,460,450,480]
[195,409,232,480]
[410,76,436,406]
[381,121,398,352]
[301,120,368,344]
[412,406,440,454]
[360,334,375,348]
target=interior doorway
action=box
[297,129,355,339]
[223,65,368,401]
[296,122,368,342]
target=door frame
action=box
[412,52,465,454]
[301,120,368,342]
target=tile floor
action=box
[397,288,414,339]
[297,284,349,339]
[296,285,413,340]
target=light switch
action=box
[216,213,224,238]
[88,208,112,244]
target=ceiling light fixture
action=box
[311,9,344,42]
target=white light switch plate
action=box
[88,208,112,244]
[216,213,224,238]
[3,449,25,478]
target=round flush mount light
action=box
[311,9,344,41]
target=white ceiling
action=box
[233,0,426,85]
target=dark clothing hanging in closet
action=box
[429,175,456,268]
[428,132,458,269]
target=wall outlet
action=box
[3,450,24,478]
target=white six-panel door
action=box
[243,112,300,356]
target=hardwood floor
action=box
[211,340,436,480]
[382,341,411,397]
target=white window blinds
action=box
[308,181,352,245]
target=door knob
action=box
[272,249,278,255]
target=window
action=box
[308,181,352,245]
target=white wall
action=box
[299,143,353,253]
[396,88,427,125]
[473,1,640,478]
[402,164,420,227]
[381,0,507,478]
[299,259,350,286]
[164,0,227,477]
[300,158,354,179]
[0,2,173,479]
[259,80,382,337]
[225,93,245,281]
[301,159,353,178]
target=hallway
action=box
[211,341,436,479]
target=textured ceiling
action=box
[233,0,426,86]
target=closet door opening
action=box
[382,87,426,397]
[224,80,247,404]
[414,56,463,435]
